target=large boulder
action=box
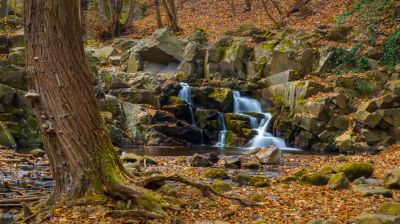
[353,184,393,197]
[336,162,374,181]
[128,28,183,65]
[264,80,324,108]
[255,146,281,164]
[192,87,233,112]
[7,47,25,67]
[87,46,118,65]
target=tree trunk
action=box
[161,0,181,32]
[123,0,135,28]
[24,0,135,200]
[155,0,163,28]
[0,0,8,18]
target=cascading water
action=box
[177,82,204,145]
[231,91,286,149]
[215,112,227,146]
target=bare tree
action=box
[160,0,181,32]
[259,0,285,28]
[155,0,163,28]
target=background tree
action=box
[160,0,181,32]
[259,0,285,28]
[0,0,8,18]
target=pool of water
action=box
[0,214,15,224]
[122,145,303,157]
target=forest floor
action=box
[127,0,351,41]
[1,145,400,224]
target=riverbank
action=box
[1,145,400,223]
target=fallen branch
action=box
[0,196,42,204]
[105,209,164,219]
[0,203,23,208]
[138,174,260,206]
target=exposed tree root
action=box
[137,174,261,206]
[105,209,164,219]
[0,196,42,204]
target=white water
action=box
[215,112,227,146]
[232,91,286,149]
[177,82,204,145]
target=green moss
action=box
[204,169,229,180]
[320,166,337,175]
[208,88,230,103]
[383,27,400,67]
[336,162,374,181]
[293,168,308,179]
[233,174,252,185]
[137,193,164,214]
[250,175,269,187]
[157,184,178,197]
[296,97,306,106]
[169,96,183,105]
[378,202,400,216]
[175,71,188,81]
[211,180,232,192]
[300,173,330,186]
[249,192,265,202]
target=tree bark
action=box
[0,0,8,18]
[161,0,181,32]
[24,0,133,199]
[123,0,135,28]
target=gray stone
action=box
[384,169,400,189]
[182,41,199,62]
[0,122,16,148]
[255,146,281,164]
[264,70,300,86]
[191,153,213,167]
[112,38,136,53]
[224,155,241,169]
[353,184,393,197]
[130,28,183,64]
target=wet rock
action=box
[224,155,241,169]
[250,175,270,188]
[353,184,392,197]
[355,213,400,224]
[384,169,400,189]
[337,162,374,181]
[219,40,246,75]
[193,87,233,112]
[190,153,213,167]
[255,146,281,165]
[233,174,252,186]
[242,157,261,169]
[211,180,232,192]
[300,173,330,186]
[204,169,229,180]
[328,172,350,190]
[30,148,45,157]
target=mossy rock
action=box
[320,166,337,175]
[336,162,374,181]
[328,172,350,190]
[157,184,178,197]
[293,168,308,179]
[123,162,141,172]
[249,192,265,202]
[204,169,229,180]
[211,180,232,192]
[250,175,270,188]
[300,173,330,186]
[378,202,400,216]
[169,96,184,105]
[233,174,252,185]
[336,154,348,162]
[120,153,141,163]
[30,148,45,157]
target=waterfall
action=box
[177,82,204,145]
[232,91,286,149]
[215,112,227,147]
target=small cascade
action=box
[215,112,227,147]
[232,91,286,149]
[177,82,204,145]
